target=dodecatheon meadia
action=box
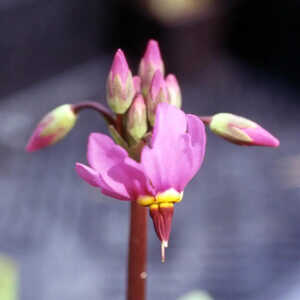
[76,103,206,262]
[26,39,280,264]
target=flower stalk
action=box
[127,201,147,300]
[72,101,115,125]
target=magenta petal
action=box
[151,102,186,148]
[76,163,102,187]
[76,163,132,201]
[79,132,153,201]
[87,133,128,172]
[186,114,206,175]
[108,158,154,199]
[141,103,192,192]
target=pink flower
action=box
[76,103,206,260]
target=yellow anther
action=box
[159,202,174,208]
[156,188,183,204]
[137,188,183,207]
[149,203,159,210]
[137,195,155,206]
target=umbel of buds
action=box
[209,113,280,147]
[26,104,77,152]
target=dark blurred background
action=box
[1,1,300,299]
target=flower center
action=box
[137,188,183,207]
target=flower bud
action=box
[106,49,135,114]
[209,113,280,147]
[147,70,169,125]
[26,104,77,152]
[166,74,182,108]
[138,39,165,95]
[126,94,147,141]
[133,76,141,94]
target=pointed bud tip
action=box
[166,73,181,108]
[132,93,146,106]
[139,39,165,93]
[244,126,280,147]
[166,74,178,85]
[144,39,162,63]
[111,48,129,83]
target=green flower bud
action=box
[26,104,77,152]
[126,94,147,141]
[106,49,135,114]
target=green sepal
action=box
[108,125,129,150]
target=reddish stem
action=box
[116,114,123,136]
[127,201,147,300]
[198,115,212,125]
[72,101,115,125]
[112,111,147,300]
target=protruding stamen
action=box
[161,240,168,263]
[161,241,166,263]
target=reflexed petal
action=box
[141,103,194,192]
[79,133,153,201]
[186,114,206,175]
[75,163,101,187]
[108,158,154,199]
[75,163,131,200]
[151,102,186,148]
[87,133,127,172]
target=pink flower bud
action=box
[126,94,147,141]
[166,74,182,108]
[26,104,77,152]
[138,39,165,94]
[209,113,280,147]
[133,76,141,94]
[107,49,134,114]
[147,70,169,125]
